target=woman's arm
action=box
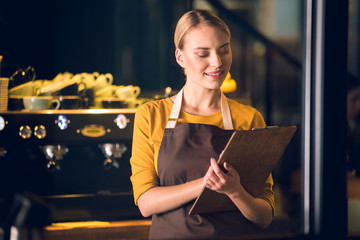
[137,178,204,217]
[131,103,204,217]
[204,158,273,228]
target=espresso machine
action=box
[0,109,142,228]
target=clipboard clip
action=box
[251,125,279,130]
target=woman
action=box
[130,9,274,239]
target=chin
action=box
[206,84,223,90]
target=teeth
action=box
[206,72,221,76]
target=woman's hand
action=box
[203,158,244,197]
[203,157,273,228]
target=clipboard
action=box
[188,125,297,215]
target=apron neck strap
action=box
[166,88,234,130]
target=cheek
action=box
[185,58,207,74]
[224,54,232,68]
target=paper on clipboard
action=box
[188,125,297,215]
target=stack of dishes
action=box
[8,72,147,111]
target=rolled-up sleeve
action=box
[258,174,275,216]
[130,104,159,205]
[251,110,266,128]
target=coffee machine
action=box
[0,109,142,227]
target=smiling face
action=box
[175,24,232,90]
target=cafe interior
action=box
[0,0,358,239]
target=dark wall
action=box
[0,0,56,79]
[0,0,189,91]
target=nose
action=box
[210,53,222,67]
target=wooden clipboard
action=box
[188,125,297,215]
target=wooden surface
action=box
[348,173,360,200]
[41,220,151,240]
[189,126,297,215]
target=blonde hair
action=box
[174,9,231,50]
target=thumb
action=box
[223,162,236,176]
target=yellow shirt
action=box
[130,97,275,212]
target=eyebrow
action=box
[193,42,230,50]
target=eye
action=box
[219,47,230,55]
[196,52,208,58]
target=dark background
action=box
[0,0,189,91]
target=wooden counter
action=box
[38,174,360,240]
[41,220,151,240]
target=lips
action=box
[204,71,223,77]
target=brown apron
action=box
[149,89,256,239]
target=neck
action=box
[180,84,222,116]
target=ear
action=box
[175,49,185,68]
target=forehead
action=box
[182,25,230,49]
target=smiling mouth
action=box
[204,71,223,77]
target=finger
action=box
[210,158,225,178]
[204,165,218,181]
[204,164,214,177]
[204,177,217,189]
[223,162,233,175]
[205,168,220,183]
[223,162,232,171]
[224,162,239,178]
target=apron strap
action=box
[221,92,233,130]
[166,88,183,128]
[166,88,234,130]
